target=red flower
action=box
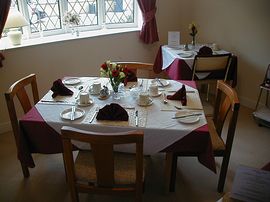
[101,63,107,70]
[123,66,128,75]
[112,69,119,77]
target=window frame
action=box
[13,0,139,38]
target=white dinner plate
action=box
[178,52,193,58]
[60,107,85,120]
[156,79,170,87]
[137,98,153,107]
[63,78,81,85]
[76,99,93,107]
[175,111,200,124]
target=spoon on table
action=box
[163,93,168,104]
[75,86,83,99]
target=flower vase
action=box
[111,83,120,100]
[191,36,196,46]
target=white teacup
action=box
[79,92,90,104]
[138,92,150,105]
[149,84,159,96]
[90,82,101,95]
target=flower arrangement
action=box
[63,12,80,26]
[188,22,198,45]
[100,61,128,93]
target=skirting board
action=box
[0,122,11,134]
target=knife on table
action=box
[172,113,202,119]
[135,110,138,127]
[89,107,99,123]
[70,106,76,121]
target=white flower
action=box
[63,12,80,25]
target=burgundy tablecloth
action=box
[153,46,238,87]
[18,80,216,173]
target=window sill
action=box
[0,27,140,51]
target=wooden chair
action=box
[61,126,145,202]
[169,80,240,193]
[113,62,155,79]
[5,74,39,178]
[192,53,232,101]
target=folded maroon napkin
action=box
[198,46,213,56]
[51,79,73,98]
[167,85,187,106]
[96,103,129,121]
[124,69,137,85]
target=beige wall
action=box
[1,0,269,133]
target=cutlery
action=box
[156,78,165,87]
[172,113,202,119]
[163,93,168,104]
[75,86,84,99]
[135,110,138,127]
[40,100,68,103]
[174,106,203,110]
[89,106,99,123]
[158,89,196,93]
[70,106,76,121]
[140,79,144,87]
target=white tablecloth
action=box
[162,45,230,79]
[36,77,206,155]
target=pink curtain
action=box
[0,0,11,67]
[137,0,159,44]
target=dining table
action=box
[18,76,216,192]
[153,45,238,87]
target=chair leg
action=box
[20,162,30,178]
[206,84,210,101]
[169,154,178,192]
[217,155,230,193]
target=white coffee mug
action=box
[149,84,158,96]
[138,92,150,105]
[79,92,90,104]
[90,82,101,94]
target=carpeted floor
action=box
[0,106,269,202]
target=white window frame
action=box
[14,0,139,39]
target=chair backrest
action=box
[192,54,232,80]
[114,62,154,78]
[61,126,144,192]
[5,74,39,150]
[213,80,240,149]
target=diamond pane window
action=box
[67,0,98,27]
[26,0,61,33]
[7,0,138,39]
[11,0,19,10]
[105,0,134,24]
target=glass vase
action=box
[111,83,120,100]
[191,36,196,46]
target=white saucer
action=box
[76,99,93,107]
[90,90,100,95]
[60,107,85,120]
[63,78,81,85]
[150,91,162,97]
[178,52,193,58]
[137,98,153,106]
[156,79,170,87]
[98,94,110,100]
[175,111,200,124]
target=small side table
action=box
[253,65,270,127]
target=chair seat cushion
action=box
[206,117,226,151]
[75,151,146,185]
